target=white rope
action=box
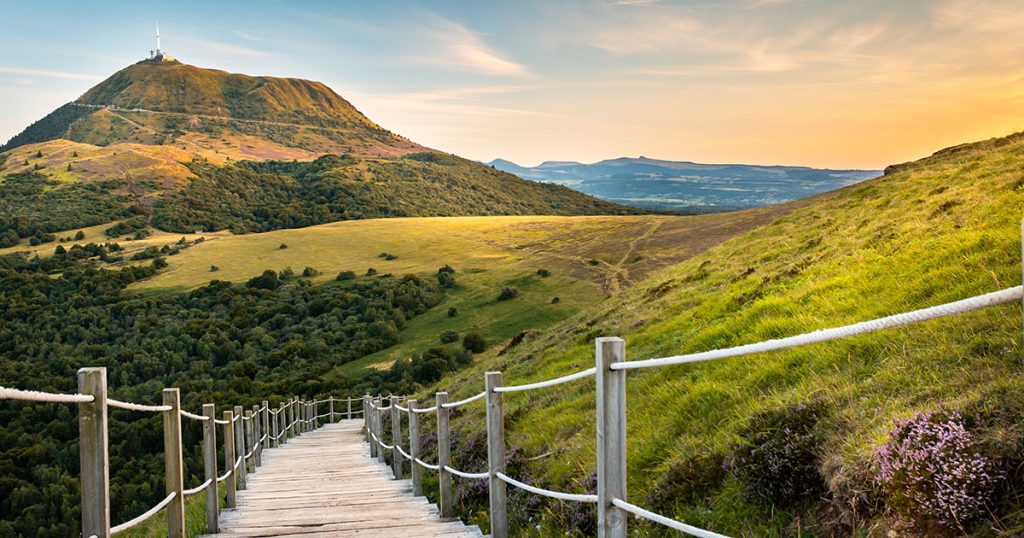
[377,403,393,411]
[411,405,437,414]
[441,391,486,408]
[443,465,488,479]
[0,386,94,403]
[494,367,596,393]
[217,468,232,482]
[397,444,412,460]
[245,447,256,459]
[108,399,172,412]
[259,434,268,444]
[369,431,394,450]
[395,404,409,412]
[183,478,212,496]
[180,410,209,421]
[110,492,176,534]
[316,412,331,420]
[215,418,229,425]
[241,414,252,421]
[234,456,242,470]
[615,286,1024,371]
[612,498,730,538]
[496,472,597,503]
[415,458,440,471]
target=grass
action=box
[119,485,224,538]
[411,132,1024,535]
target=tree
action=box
[438,271,456,288]
[536,268,551,277]
[439,330,459,343]
[336,270,356,281]
[246,269,281,290]
[66,163,73,172]
[210,265,219,272]
[447,307,458,317]
[463,332,487,353]
[302,267,318,277]
[34,150,42,158]
[0,230,19,248]
[366,268,378,276]
[74,230,85,241]
[279,243,288,249]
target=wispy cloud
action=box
[0,65,103,81]
[415,15,529,76]
[234,30,263,42]
[177,36,275,58]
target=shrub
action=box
[875,410,1000,531]
[497,286,519,301]
[437,271,456,288]
[74,230,85,241]
[725,401,827,507]
[366,268,378,276]
[385,254,397,260]
[278,243,288,249]
[0,230,20,247]
[536,268,551,277]
[336,270,356,281]
[447,307,458,317]
[551,297,560,304]
[463,332,487,353]
[438,265,455,274]
[439,330,459,344]
[280,267,295,279]
[302,267,318,277]
[246,269,281,290]
[152,257,168,269]
[210,265,219,272]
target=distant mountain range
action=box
[487,157,881,212]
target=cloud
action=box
[0,65,103,81]
[177,36,275,58]
[416,16,529,76]
[234,30,263,42]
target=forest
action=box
[0,245,464,536]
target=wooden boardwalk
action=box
[203,420,483,537]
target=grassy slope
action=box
[423,133,1024,535]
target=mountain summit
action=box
[1,60,423,158]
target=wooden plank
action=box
[203,420,482,538]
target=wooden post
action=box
[272,403,280,448]
[596,337,627,538]
[262,400,270,450]
[279,402,285,444]
[287,397,295,439]
[202,403,219,534]
[485,372,507,538]
[252,404,262,467]
[78,367,109,538]
[409,399,422,496]
[347,397,352,420]
[390,395,402,479]
[330,397,335,423]
[233,405,247,490]
[162,388,185,538]
[246,409,257,469]
[367,396,377,457]
[436,391,452,518]
[223,410,237,508]
[376,397,387,464]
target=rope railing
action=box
[183,478,212,496]
[0,386,94,403]
[612,498,728,538]
[107,398,172,412]
[396,444,412,460]
[615,285,1024,371]
[444,465,488,480]
[496,472,597,503]
[441,391,485,408]
[492,367,596,393]
[180,409,209,421]
[110,492,176,534]
[411,404,437,414]
[415,457,440,471]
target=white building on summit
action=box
[147,22,175,62]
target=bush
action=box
[439,330,459,344]
[246,269,281,290]
[438,271,456,288]
[0,230,19,248]
[536,268,551,277]
[152,257,168,269]
[336,270,356,281]
[463,332,487,353]
[302,267,318,277]
[74,230,85,241]
[875,410,1000,531]
[497,287,519,301]
[551,297,560,304]
[366,268,378,276]
[210,265,219,272]
[438,265,455,274]
[447,307,458,317]
[725,401,827,507]
[278,243,288,249]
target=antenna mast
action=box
[156,21,161,53]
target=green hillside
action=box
[419,132,1024,536]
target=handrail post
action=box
[408,399,422,496]
[162,388,185,538]
[202,403,219,534]
[261,400,270,450]
[246,409,257,469]
[485,372,507,538]
[223,410,237,508]
[234,405,247,489]
[390,395,402,479]
[271,403,279,448]
[278,402,285,445]
[288,397,296,439]
[366,396,376,457]
[252,404,262,467]
[78,367,109,538]
[330,397,335,423]
[436,391,453,519]
[596,337,628,538]
[347,396,352,420]
[376,397,387,464]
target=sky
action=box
[1,0,1023,169]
